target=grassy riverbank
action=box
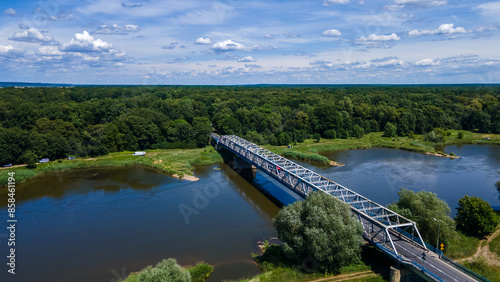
[240,243,392,282]
[1,130,498,187]
[266,130,500,166]
[0,146,222,187]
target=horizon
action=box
[1,0,499,85]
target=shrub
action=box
[455,195,499,237]
[324,129,336,139]
[383,122,397,137]
[188,262,214,282]
[458,131,464,139]
[137,258,191,282]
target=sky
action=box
[0,0,499,85]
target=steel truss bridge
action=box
[212,134,483,282]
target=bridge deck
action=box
[213,134,482,282]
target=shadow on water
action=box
[0,166,165,207]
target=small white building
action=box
[132,151,146,156]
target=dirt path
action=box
[0,164,27,170]
[457,228,500,266]
[309,270,382,282]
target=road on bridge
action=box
[362,216,478,282]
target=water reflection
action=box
[0,164,279,282]
[319,145,500,215]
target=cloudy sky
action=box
[1,0,499,85]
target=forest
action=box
[0,85,499,165]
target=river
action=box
[0,144,498,281]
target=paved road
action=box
[364,218,478,282]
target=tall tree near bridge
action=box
[388,188,457,247]
[455,195,499,237]
[273,191,363,272]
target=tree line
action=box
[0,85,498,165]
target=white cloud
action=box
[9,28,57,44]
[0,45,16,54]
[61,31,115,53]
[3,8,16,17]
[195,37,212,45]
[211,39,249,52]
[416,58,440,66]
[167,56,188,64]
[358,33,400,42]
[409,23,468,36]
[283,32,300,38]
[324,0,350,5]
[93,24,141,35]
[37,46,64,56]
[238,56,256,62]
[322,29,342,37]
[264,34,273,39]
[476,1,500,17]
[18,24,29,30]
[162,42,178,49]
[35,9,74,21]
[394,0,447,7]
[370,57,404,67]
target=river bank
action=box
[0,146,223,188]
[266,130,499,165]
[1,130,498,188]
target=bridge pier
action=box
[390,265,427,282]
[216,144,257,180]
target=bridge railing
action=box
[217,135,417,228]
[213,134,484,281]
[440,255,490,282]
[375,243,445,282]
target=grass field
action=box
[0,146,223,188]
[265,130,500,165]
[240,244,392,282]
[1,130,498,188]
[445,232,481,259]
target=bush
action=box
[455,195,499,237]
[383,122,397,137]
[324,129,336,139]
[26,163,37,169]
[425,130,444,143]
[458,131,464,139]
[353,125,364,139]
[188,262,213,282]
[137,258,191,282]
[273,191,363,273]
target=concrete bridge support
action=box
[390,265,427,282]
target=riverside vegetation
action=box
[1,130,498,187]
[1,85,499,166]
[1,85,499,185]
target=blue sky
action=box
[1,0,499,84]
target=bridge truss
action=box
[214,134,427,256]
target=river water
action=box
[0,145,498,281]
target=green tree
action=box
[383,122,397,137]
[273,191,363,272]
[20,151,38,165]
[388,188,457,246]
[192,117,212,148]
[353,125,364,139]
[313,132,321,143]
[324,129,336,139]
[458,131,464,139]
[455,195,499,237]
[137,258,191,282]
